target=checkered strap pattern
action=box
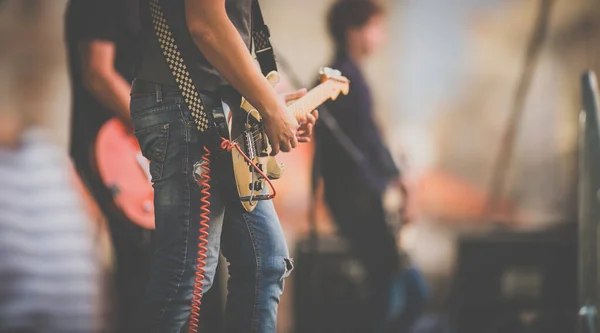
[149,0,210,132]
[253,29,271,53]
[251,0,277,75]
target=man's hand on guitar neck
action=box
[262,88,319,155]
[296,110,318,143]
[261,100,298,156]
[280,88,318,143]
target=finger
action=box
[298,124,310,135]
[280,141,292,153]
[297,115,308,124]
[296,129,309,140]
[302,123,314,137]
[305,113,316,125]
[312,110,319,120]
[271,142,280,156]
[297,136,311,143]
[284,88,307,103]
[296,122,313,136]
[290,134,298,149]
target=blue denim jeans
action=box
[129,86,292,333]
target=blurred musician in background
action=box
[0,0,100,331]
[314,0,428,331]
[65,0,152,331]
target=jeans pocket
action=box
[135,123,170,182]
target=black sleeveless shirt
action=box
[136,0,252,92]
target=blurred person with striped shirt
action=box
[0,0,101,331]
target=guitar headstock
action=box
[319,67,350,100]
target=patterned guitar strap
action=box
[148,0,276,132]
[148,0,210,132]
[251,0,278,76]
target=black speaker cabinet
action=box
[449,224,577,333]
[294,236,374,333]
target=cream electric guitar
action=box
[230,68,349,212]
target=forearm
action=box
[85,70,131,122]
[185,0,280,117]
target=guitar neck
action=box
[288,81,337,120]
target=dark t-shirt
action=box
[65,0,140,164]
[136,0,252,91]
[315,56,400,198]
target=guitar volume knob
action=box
[248,181,263,191]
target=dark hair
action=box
[327,0,383,57]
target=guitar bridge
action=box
[243,130,256,159]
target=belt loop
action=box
[155,84,163,103]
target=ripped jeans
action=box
[129,83,292,333]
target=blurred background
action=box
[2,0,599,332]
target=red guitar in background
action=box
[94,119,155,230]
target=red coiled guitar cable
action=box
[188,138,277,333]
[188,145,212,333]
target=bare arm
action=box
[81,40,131,125]
[184,0,297,154]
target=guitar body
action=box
[95,119,155,229]
[230,69,349,212]
[230,72,283,212]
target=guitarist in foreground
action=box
[130,0,323,331]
